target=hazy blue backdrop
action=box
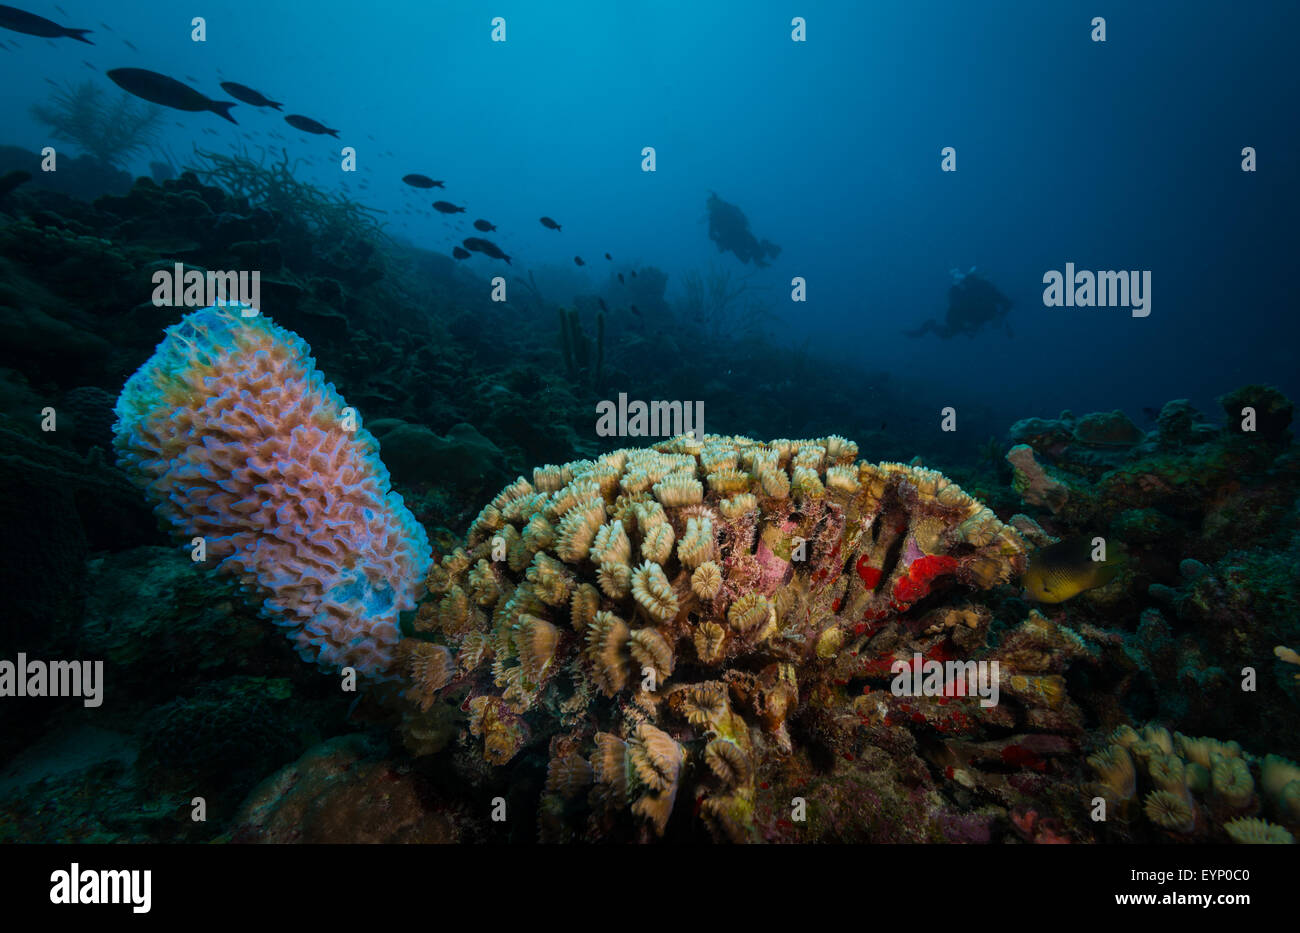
[4,0,1297,428]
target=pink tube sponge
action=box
[113,305,432,678]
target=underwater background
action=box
[0,0,1297,844]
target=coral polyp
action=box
[398,434,1027,839]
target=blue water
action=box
[4,0,1297,427]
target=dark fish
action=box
[463,237,510,264]
[473,219,496,232]
[629,305,640,316]
[98,21,112,31]
[402,173,442,188]
[617,273,624,284]
[1142,407,1160,423]
[220,81,282,110]
[285,114,337,136]
[107,68,237,123]
[452,246,471,260]
[123,38,137,51]
[604,252,611,260]
[81,58,95,69]
[597,298,607,312]
[0,4,92,42]
[574,256,585,267]
[0,169,31,198]
[539,216,561,231]
[433,201,465,214]
[1023,536,1124,604]
[631,270,637,278]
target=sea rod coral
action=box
[113,305,431,678]
[397,433,1029,839]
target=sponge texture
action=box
[114,306,431,677]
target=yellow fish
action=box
[1022,536,1123,603]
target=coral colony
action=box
[403,434,1028,840]
[96,306,1300,844]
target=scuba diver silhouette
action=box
[905,267,1014,338]
[706,192,781,267]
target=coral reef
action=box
[1002,391,1300,773]
[3,76,1296,846]
[396,433,1049,840]
[1086,723,1298,843]
[113,306,432,678]
[184,146,387,287]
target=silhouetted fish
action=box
[107,68,237,123]
[452,246,471,260]
[220,81,282,110]
[597,298,608,312]
[0,4,92,43]
[402,174,441,188]
[285,114,337,136]
[605,252,611,260]
[81,58,95,69]
[123,38,137,51]
[433,201,465,214]
[629,305,640,316]
[98,21,111,31]
[631,270,637,278]
[1142,407,1159,423]
[574,256,585,266]
[617,273,624,284]
[463,237,510,264]
[473,219,496,232]
[540,216,561,231]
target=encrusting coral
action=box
[113,306,432,678]
[398,433,1029,840]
